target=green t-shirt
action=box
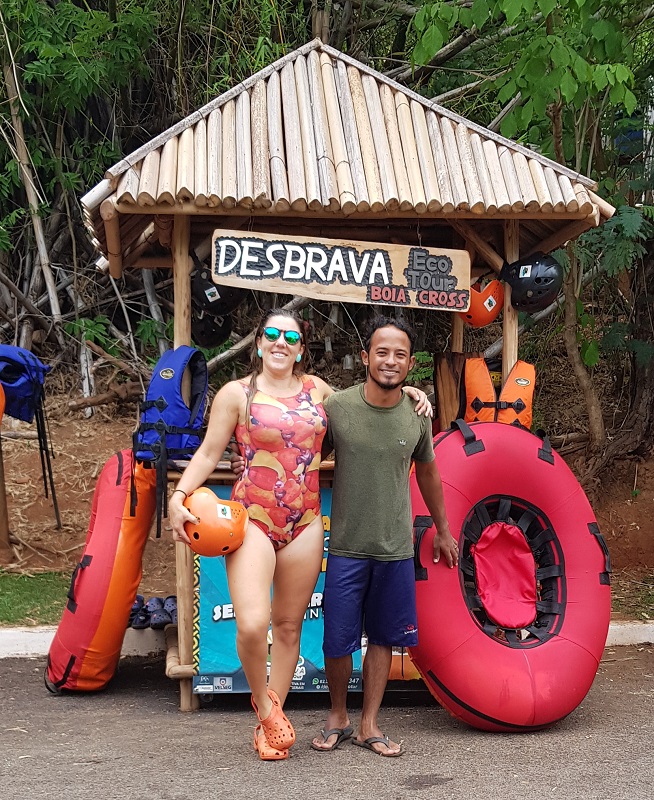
[324,384,434,560]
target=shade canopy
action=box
[81,39,614,277]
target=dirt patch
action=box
[1,406,176,597]
[2,401,653,612]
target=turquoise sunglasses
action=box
[263,326,302,345]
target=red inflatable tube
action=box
[45,450,156,692]
[409,421,611,731]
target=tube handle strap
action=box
[450,418,485,456]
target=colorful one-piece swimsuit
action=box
[232,378,327,550]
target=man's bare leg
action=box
[311,654,353,750]
[354,644,402,755]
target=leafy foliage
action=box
[407,351,434,383]
[575,206,653,278]
[63,315,119,356]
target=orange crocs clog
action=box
[251,689,295,750]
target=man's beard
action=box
[369,372,403,392]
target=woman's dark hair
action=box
[245,308,308,427]
[362,315,417,355]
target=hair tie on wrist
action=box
[173,489,188,499]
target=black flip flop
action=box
[351,735,404,757]
[310,725,354,752]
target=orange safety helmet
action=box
[183,488,248,556]
[458,279,504,327]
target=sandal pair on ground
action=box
[251,689,295,761]
[129,595,177,629]
[311,727,403,757]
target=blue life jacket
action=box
[0,344,60,527]
[0,345,51,423]
[132,346,208,536]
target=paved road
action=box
[1,646,652,800]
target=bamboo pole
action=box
[528,159,553,213]
[587,189,616,220]
[502,220,520,381]
[123,223,157,268]
[116,162,141,204]
[411,101,441,212]
[482,141,510,213]
[81,178,113,211]
[455,123,484,213]
[544,166,566,212]
[3,64,62,323]
[172,214,197,712]
[100,197,123,278]
[558,176,579,212]
[222,100,237,208]
[440,119,468,210]
[251,81,272,208]
[207,108,222,207]
[450,220,503,273]
[236,91,253,208]
[157,138,178,205]
[154,215,173,248]
[469,134,497,214]
[281,63,308,211]
[513,152,539,211]
[425,111,454,213]
[194,118,208,206]
[335,60,370,211]
[361,74,399,210]
[138,151,160,206]
[379,85,413,211]
[395,93,426,213]
[347,66,384,212]
[573,183,593,215]
[526,213,598,255]
[266,71,291,211]
[319,53,356,214]
[176,127,195,203]
[498,146,524,211]
[307,50,339,211]
[294,56,322,210]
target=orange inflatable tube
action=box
[45,450,156,692]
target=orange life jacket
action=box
[462,358,535,428]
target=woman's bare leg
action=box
[225,522,276,719]
[268,518,324,705]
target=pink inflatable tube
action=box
[409,421,611,732]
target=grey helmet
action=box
[500,253,563,313]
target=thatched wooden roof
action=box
[81,39,614,275]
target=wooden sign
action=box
[211,229,470,311]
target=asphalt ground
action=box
[1,646,652,800]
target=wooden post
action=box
[172,215,198,711]
[502,220,520,383]
[451,314,464,354]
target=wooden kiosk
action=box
[81,39,614,710]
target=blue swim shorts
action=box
[322,554,418,658]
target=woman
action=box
[169,309,430,760]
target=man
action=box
[311,316,457,757]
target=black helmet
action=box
[191,310,232,349]
[500,252,563,313]
[191,265,246,317]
